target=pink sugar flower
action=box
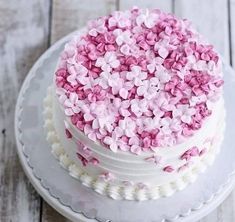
[77,142,92,159]
[142,117,161,131]
[136,9,158,28]
[120,44,131,55]
[99,172,115,182]
[181,146,199,161]
[89,157,99,165]
[155,68,171,84]
[142,137,151,148]
[163,166,174,173]
[129,136,140,146]
[90,104,115,133]
[130,145,141,155]
[113,29,133,46]
[63,93,83,116]
[113,98,131,117]
[157,47,169,59]
[147,57,164,73]
[130,98,148,117]
[108,11,131,28]
[65,129,72,139]
[88,18,107,37]
[106,72,131,97]
[160,117,181,135]
[92,117,115,134]
[77,153,88,167]
[114,80,133,99]
[95,51,120,72]
[145,155,162,165]
[173,105,196,124]
[118,117,136,138]
[103,135,119,152]
[83,124,97,141]
[67,64,88,86]
[137,77,160,100]
[189,95,207,106]
[126,66,147,86]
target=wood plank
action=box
[51,0,117,44]
[231,0,235,66]
[174,0,230,62]
[119,0,173,13]
[0,0,50,221]
[41,202,71,222]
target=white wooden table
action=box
[0,0,234,221]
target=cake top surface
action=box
[55,7,223,154]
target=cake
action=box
[44,7,225,201]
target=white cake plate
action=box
[15,31,235,222]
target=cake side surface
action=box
[44,86,225,200]
[50,7,225,200]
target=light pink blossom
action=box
[95,52,120,72]
[126,66,147,86]
[63,93,83,116]
[137,78,160,99]
[113,29,133,46]
[136,9,158,28]
[173,105,196,124]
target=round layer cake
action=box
[45,7,225,200]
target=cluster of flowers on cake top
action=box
[55,7,223,154]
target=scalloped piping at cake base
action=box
[43,87,225,201]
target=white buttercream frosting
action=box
[44,86,225,200]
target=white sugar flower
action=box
[130,99,148,117]
[136,9,159,28]
[145,155,162,165]
[108,11,131,28]
[67,64,88,86]
[118,117,136,137]
[147,57,164,73]
[95,52,120,72]
[173,105,196,124]
[88,18,107,37]
[91,103,115,133]
[113,98,131,117]
[137,77,160,100]
[126,66,147,86]
[189,95,207,106]
[113,29,133,46]
[103,134,119,152]
[63,93,83,116]
[160,117,181,135]
[142,117,161,131]
[155,68,171,84]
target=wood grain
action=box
[41,202,71,222]
[119,0,173,12]
[0,0,50,222]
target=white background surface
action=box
[0,0,235,221]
